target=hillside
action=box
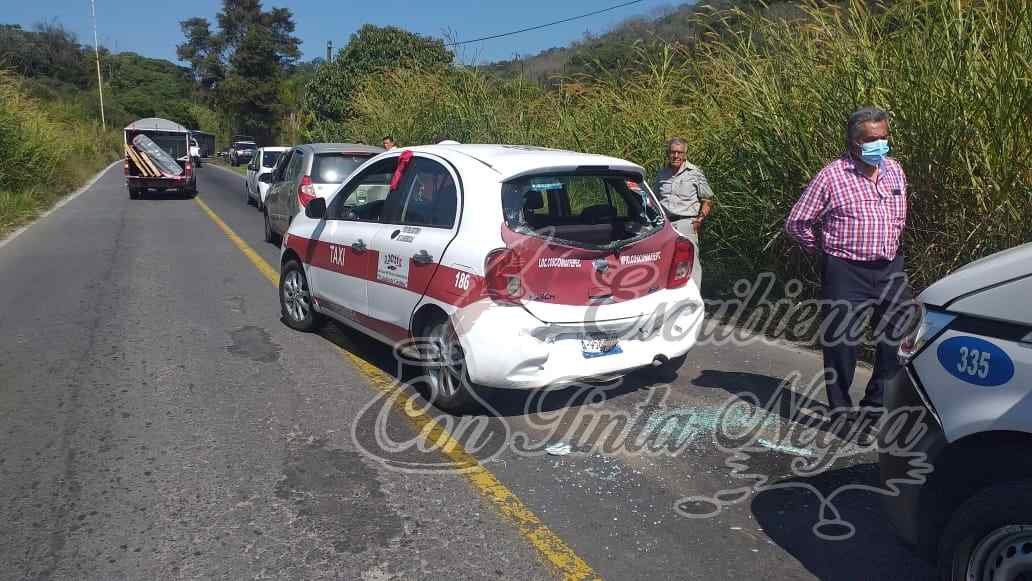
[0,23,211,131]
[484,0,804,80]
[0,23,218,234]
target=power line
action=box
[444,0,646,47]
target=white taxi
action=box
[279,145,705,413]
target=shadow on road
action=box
[134,191,198,201]
[750,462,934,581]
[304,318,664,418]
[692,369,839,434]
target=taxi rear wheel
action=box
[424,321,481,415]
[939,480,1032,581]
[280,260,322,331]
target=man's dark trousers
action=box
[820,254,914,410]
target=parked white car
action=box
[881,242,1032,580]
[245,146,288,210]
[278,144,705,413]
[189,138,202,167]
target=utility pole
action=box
[90,0,106,129]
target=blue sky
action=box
[7,1,676,65]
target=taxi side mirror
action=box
[305,197,326,219]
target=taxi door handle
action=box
[412,250,434,265]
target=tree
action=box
[0,23,91,88]
[176,0,300,141]
[176,17,224,94]
[301,25,453,136]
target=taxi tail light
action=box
[667,237,695,288]
[297,175,316,208]
[485,248,525,305]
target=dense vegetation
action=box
[484,0,804,82]
[177,2,301,143]
[325,0,1031,294]
[301,25,453,142]
[1,23,211,130]
[0,70,121,233]
[0,21,237,233]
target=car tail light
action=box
[184,160,192,177]
[297,175,316,208]
[667,237,695,288]
[484,248,525,305]
[123,156,129,175]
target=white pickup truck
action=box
[123,117,197,200]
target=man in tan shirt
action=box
[654,137,714,242]
[654,137,714,284]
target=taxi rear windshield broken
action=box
[502,172,665,249]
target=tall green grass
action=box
[336,0,1031,295]
[0,71,121,235]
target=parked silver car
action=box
[262,143,383,244]
[229,141,257,166]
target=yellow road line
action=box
[193,196,601,581]
[194,197,280,284]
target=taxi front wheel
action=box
[939,479,1032,580]
[280,260,323,332]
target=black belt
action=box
[669,213,700,220]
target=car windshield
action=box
[501,172,665,249]
[311,153,370,184]
[235,143,256,150]
[261,151,282,168]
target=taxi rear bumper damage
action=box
[453,286,705,389]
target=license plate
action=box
[581,335,622,358]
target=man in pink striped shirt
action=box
[786,106,916,433]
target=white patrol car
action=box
[880,242,1032,580]
[278,144,705,413]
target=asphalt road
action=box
[0,163,936,580]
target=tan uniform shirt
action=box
[654,161,714,220]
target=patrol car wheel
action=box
[424,321,481,415]
[939,480,1032,581]
[279,260,322,332]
